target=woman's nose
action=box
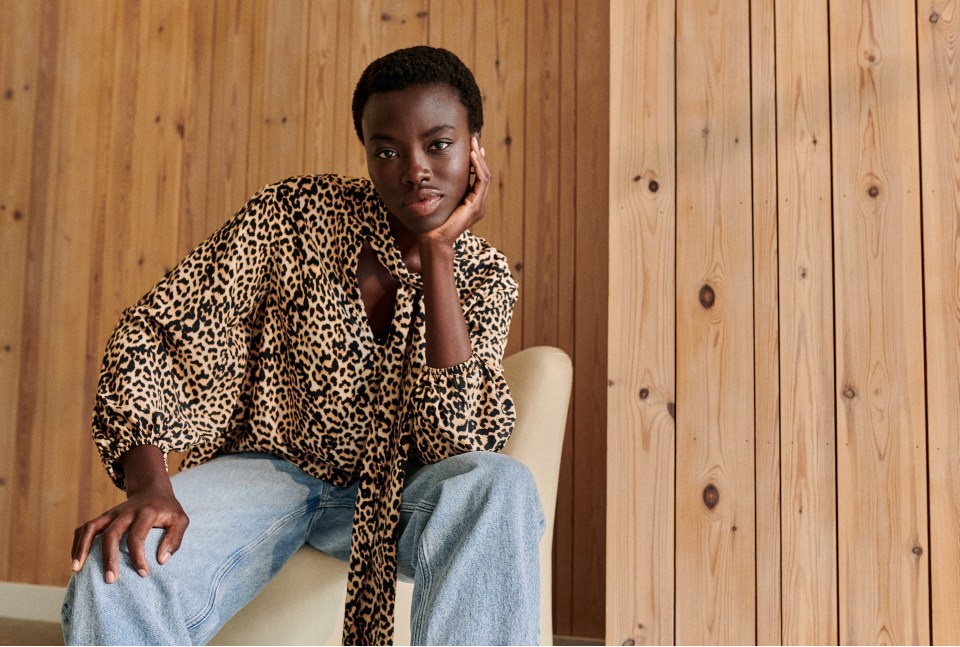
[402,155,431,184]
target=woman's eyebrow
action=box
[419,124,454,138]
[366,124,454,144]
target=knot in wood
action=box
[930,11,940,22]
[648,180,660,192]
[912,546,923,556]
[842,386,856,399]
[639,388,649,400]
[633,175,642,182]
[667,402,676,419]
[703,483,720,510]
[867,185,880,198]
[699,284,716,309]
[622,640,636,646]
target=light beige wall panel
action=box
[607,0,675,643]
[675,0,756,642]
[775,0,838,642]
[829,0,930,642]
[918,0,960,643]
[749,0,781,642]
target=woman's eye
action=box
[431,140,453,151]
[375,149,397,160]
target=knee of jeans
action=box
[72,528,166,583]
[458,452,545,528]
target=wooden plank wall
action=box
[609,0,960,644]
[0,0,609,641]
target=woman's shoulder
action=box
[455,232,518,296]
[255,174,375,206]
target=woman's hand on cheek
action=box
[422,134,489,250]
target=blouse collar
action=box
[358,183,424,292]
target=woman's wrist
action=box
[120,445,173,497]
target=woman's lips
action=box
[401,189,444,216]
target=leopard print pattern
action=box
[92,175,518,645]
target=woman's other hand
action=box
[422,134,489,249]
[71,445,189,583]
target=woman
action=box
[62,46,544,646]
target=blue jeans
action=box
[61,451,544,645]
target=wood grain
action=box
[607,0,676,643]
[473,0,526,358]
[0,1,608,638]
[675,0,756,642]
[569,0,609,637]
[749,0,781,641]
[0,0,42,583]
[829,0,930,642]
[917,0,960,643]
[775,0,838,642]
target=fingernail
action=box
[138,568,149,578]
[105,571,116,584]
[159,551,171,565]
[72,559,80,572]
[481,147,486,156]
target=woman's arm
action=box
[419,135,489,368]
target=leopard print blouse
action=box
[92,174,518,645]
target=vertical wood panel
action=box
[749,0,782,642]
[607,0,676,643]
[829,0,930,642]
[339,2,380,178]
[247,1,310,189]
[177,0,216,256]
[304,1,340,176]
[205,1,255,223]
[775,0,838,642]
[35,0,117,584]
[522,0,560,349]
[87,0,144,521]
[0,0,42,583]
[473,0,526,358]
[572,0,608,639]
[917,0,960,643]
[675,0,756,641]
[2,4,608,639]
[427,0,475,66]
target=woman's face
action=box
[361,83,473,235]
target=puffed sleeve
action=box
[409,254,519,463]
[92,183,279,489]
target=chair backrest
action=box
[499,345,573,645]
[211,346,573,645]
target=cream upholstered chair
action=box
[211,346,573,646]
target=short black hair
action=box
[352,46,483,142]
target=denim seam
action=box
[400,500,436,515]
[184,502,313,634]
[410,532,433,643]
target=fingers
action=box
[100,515,132,584]
[466,136,490,219]
[72,514,112,574]
[126,508,156,577]
[157,512,189,565]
